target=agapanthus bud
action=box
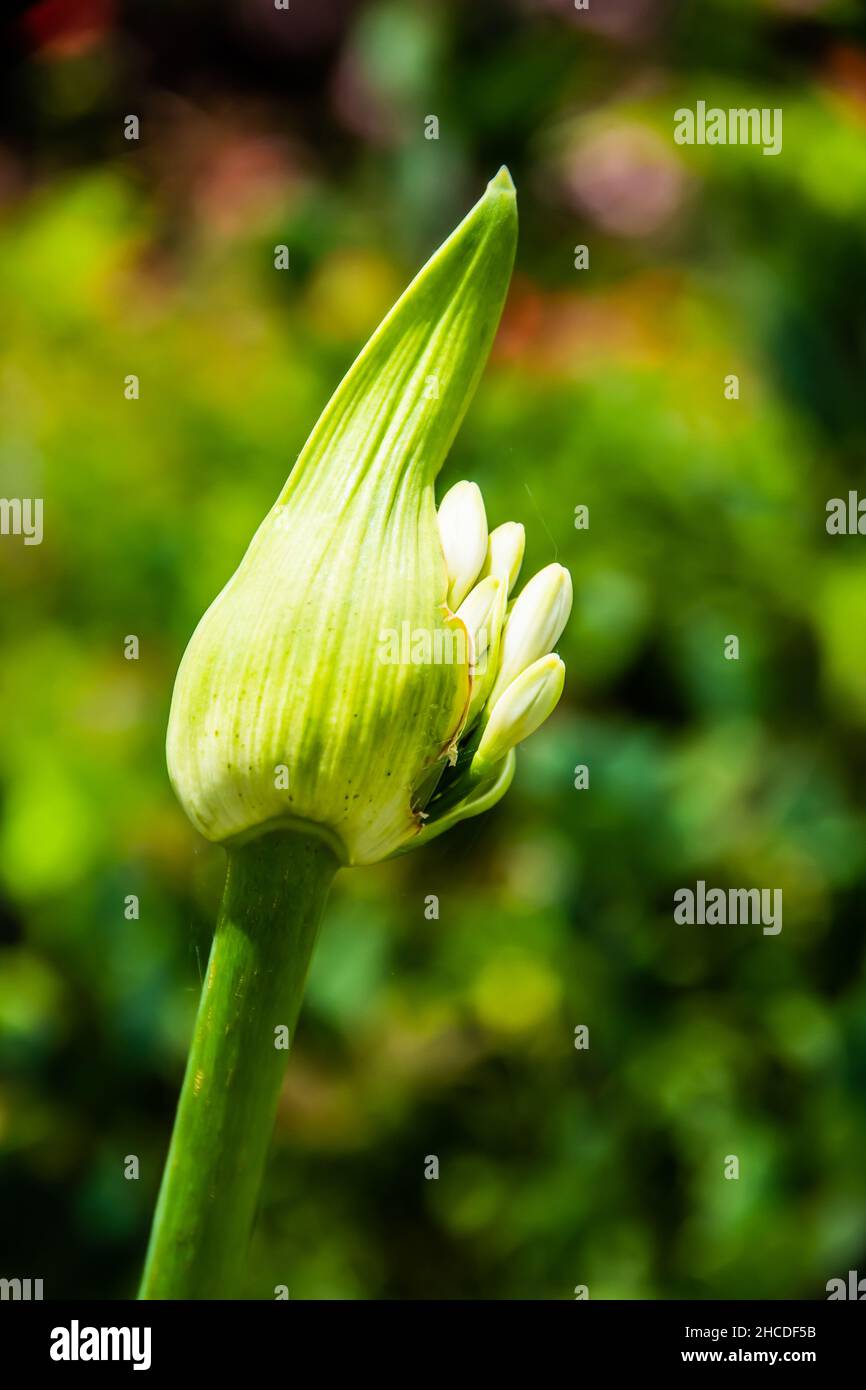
[143,168,571,1308]
[480,521,525,596]
[487,562,572,707]
[167,171,518,866]
[437,480,488,609]
[472,654,565,779]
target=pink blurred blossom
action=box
[562,121,689,237]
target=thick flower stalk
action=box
[140,169,571,1300]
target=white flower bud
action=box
[437,480,488,609]
[487,563,572,707]
[456,575,501,671]
[480,521,525,596]
[472,654,565,778]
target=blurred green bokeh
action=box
[2,0,866,1299]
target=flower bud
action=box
[456,575,501,673]
[472,654,565,779]
[167,171,518,866]
[480,521,525,596]
[487,563,572,707]
[437,481,488,610]
[457,574,505,730]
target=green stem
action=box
[139,828,339,1300]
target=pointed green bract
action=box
[167,174,518,865]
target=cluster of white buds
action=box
[407,482,570,847]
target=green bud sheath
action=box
[167,169,518,865]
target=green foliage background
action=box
[1,0,866,1299]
